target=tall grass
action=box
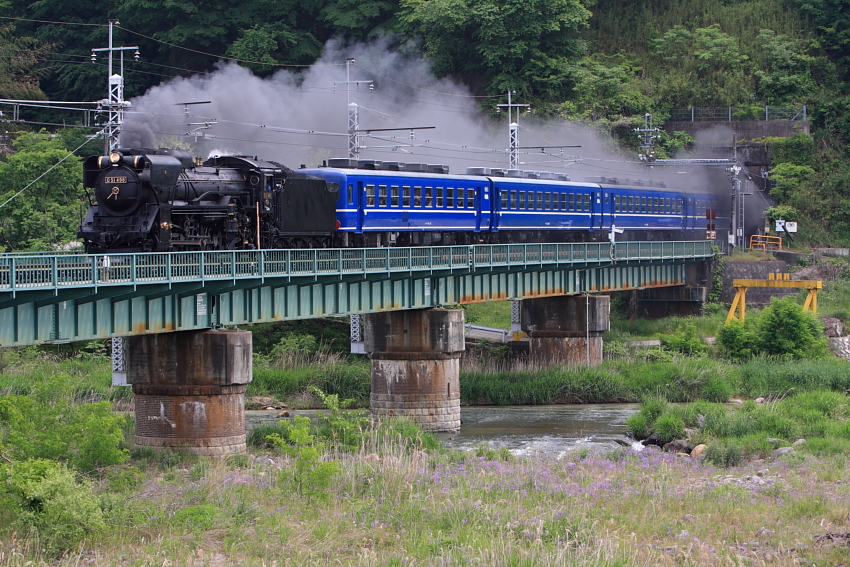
[607,311,726,340]
[737,355,850,396]
[461,355,850,406]
[249,348,370,405]
[6,425,850,565]
[0,347,126,406]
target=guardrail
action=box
[669,106,807,122]
[0,241,715,293]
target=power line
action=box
[0,132,101,211]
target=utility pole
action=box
[634,113,661,162]
[91,19,139,154]
[498,90,530,336]
[333,58,373,159]
[496,90,529,169]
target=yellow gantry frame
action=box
[726,273,822,322]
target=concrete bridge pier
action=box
[522,295,610,365]
[125,330,252,455]
[364,309,464,432]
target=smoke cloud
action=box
[121,36,728,194]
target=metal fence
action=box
[0,241,715,292]
[669,106,807,122]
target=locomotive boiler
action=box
[78,148,338,253]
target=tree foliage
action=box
[0,24,54,100]
[754,29,814,104]
[399,0,591,96]
[651,24,753,106]
[0,131,87,251]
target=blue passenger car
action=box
[301,161,725,248]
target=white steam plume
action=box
[121,36,728,193]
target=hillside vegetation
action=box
[1,0,849,247]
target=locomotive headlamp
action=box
[109,152,122,164]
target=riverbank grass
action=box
[2,435,849,566]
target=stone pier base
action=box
[522,295,610,366]
[125,330,252,455]
[528,336,604,365]
[365,309,464,432]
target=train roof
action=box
[302,166,689,192]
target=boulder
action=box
[663,439,694,453]
[821,317,844,337]
[690,444,707,459]
[644,432,663,447]
[772,447,795,459]
[792,438,806,446]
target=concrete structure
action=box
[125,329,252,455]
[522,295,610,365]
[664,120,809,141]
[364,309,464,432]
[720,260,797,305]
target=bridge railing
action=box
[0,241,714,292]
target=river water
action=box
[248,403,641,458]
[438,404,642,458]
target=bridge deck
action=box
[0,241,714,346]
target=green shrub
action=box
[704,440,743,467]
[625,412,650,439]
[639,396,668,425]
[653,413,685,444]
[267,416,342,502]
[717,319,759,360]
[658,323,710,356]
[247,422,292,449]
[0,396,128,473]
[1,459,105,554]
[758,297,830,359]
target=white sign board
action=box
[785,221,798,233]
[775,220,785,232]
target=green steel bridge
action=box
[0,241,714,346]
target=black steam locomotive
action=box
[78,148,338,253]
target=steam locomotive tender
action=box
[78,148,338,253]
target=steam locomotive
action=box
[78,148,338,252]
[78,148,722,253]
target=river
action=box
[248,403,641,458]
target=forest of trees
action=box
[2,0,850,249]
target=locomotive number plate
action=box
[104,176,127,184]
